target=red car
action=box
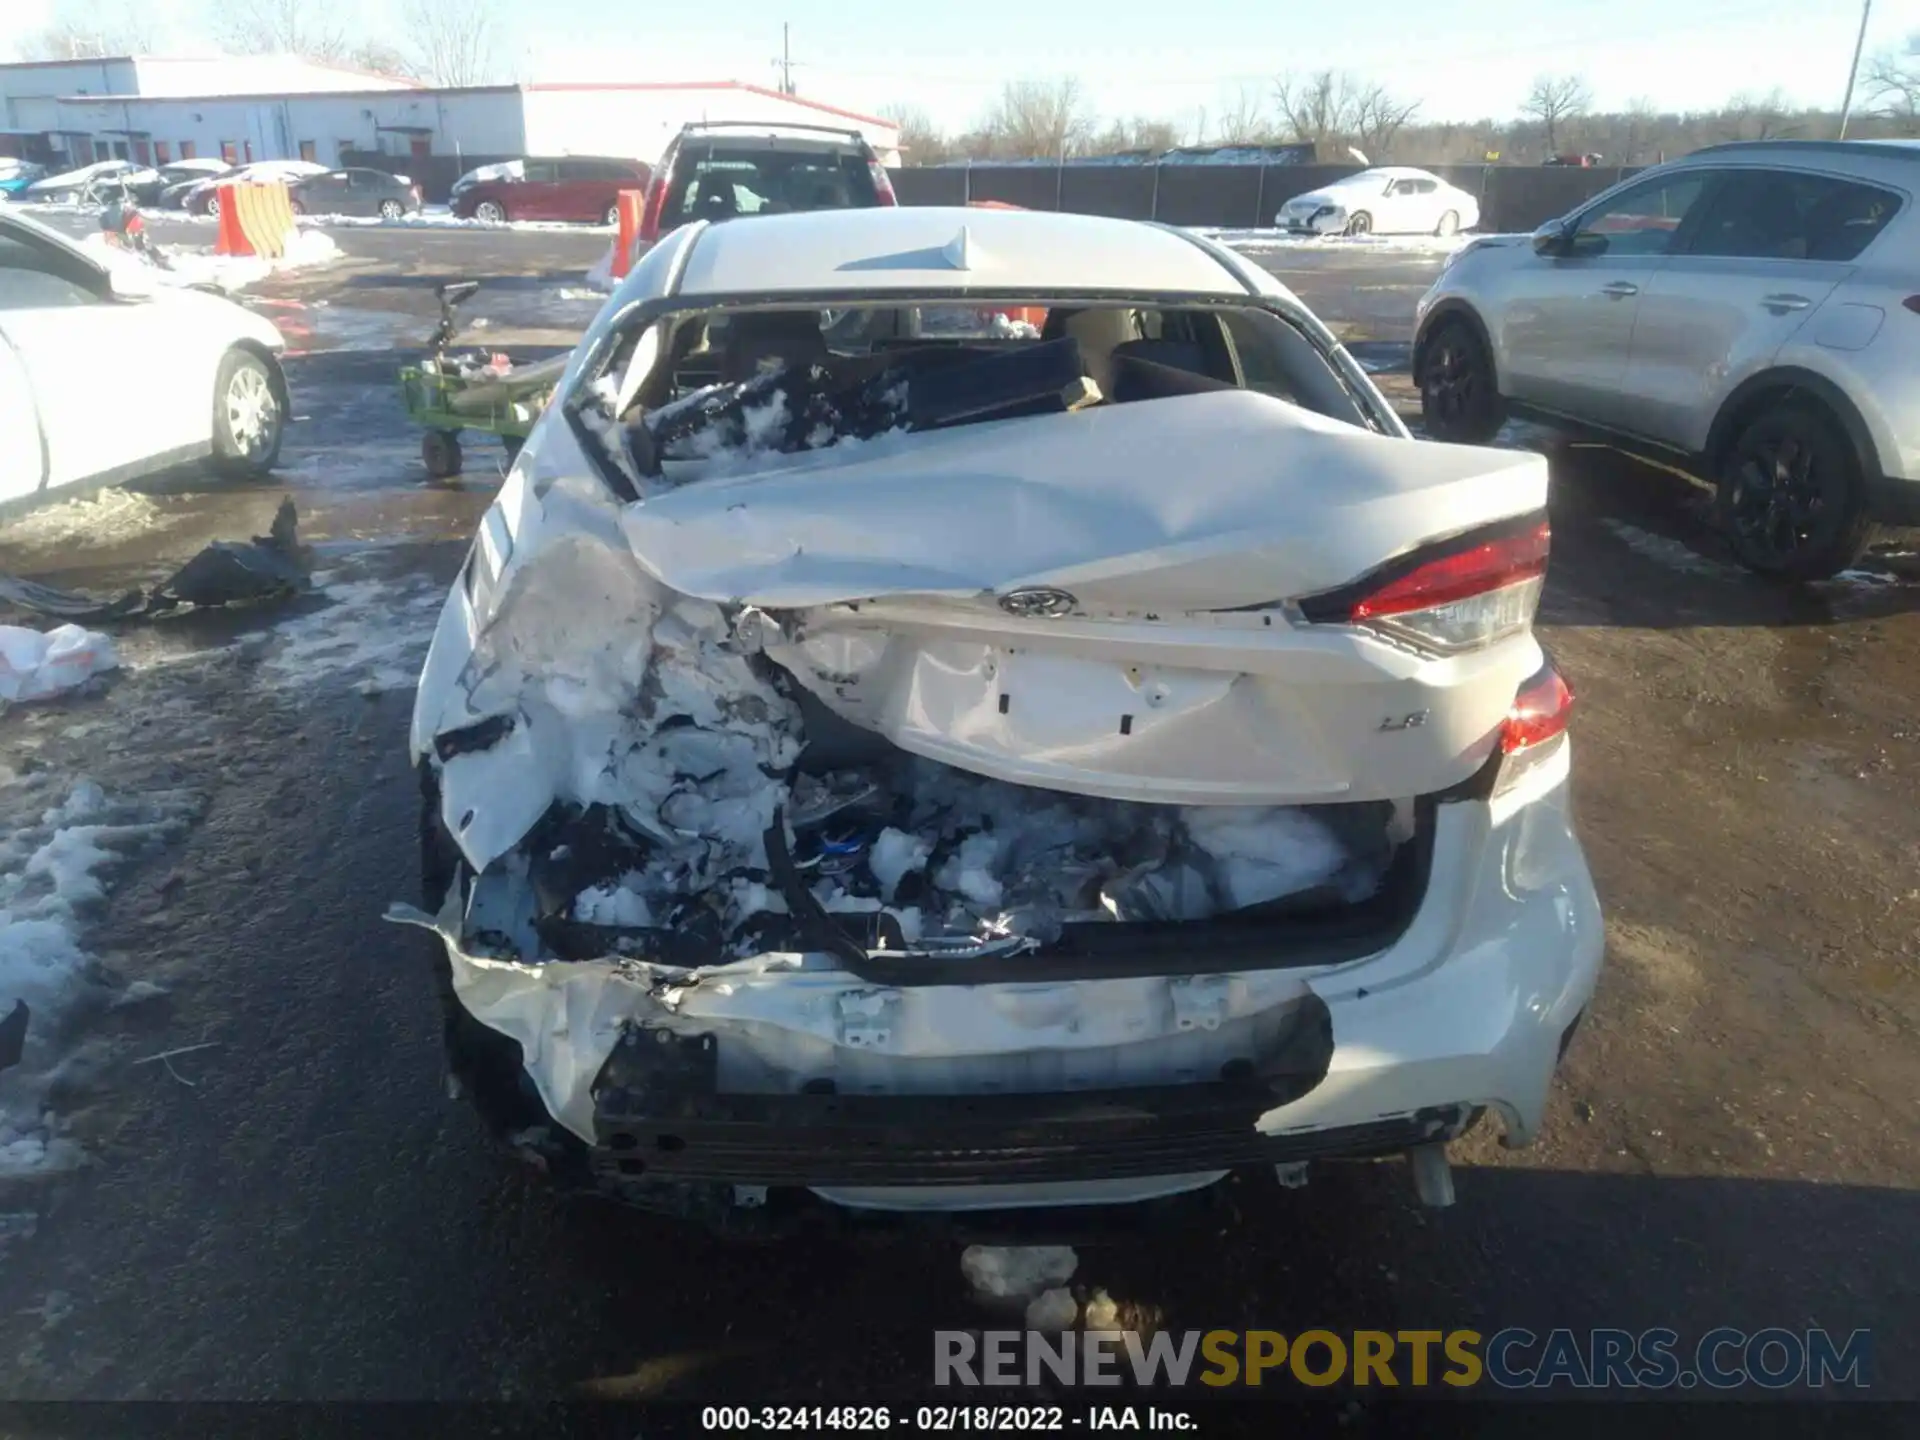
[450,156,652,225]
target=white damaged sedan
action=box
[1276,166,1480,238]
[397,206,1600,1231]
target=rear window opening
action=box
[664,146,879,227]
[573,299,1384,496]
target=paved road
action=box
[0,222,1914,1410]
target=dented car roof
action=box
[664,206,1256,299]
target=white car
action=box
[23,159,159,206]
[1415,139,1920,580]
[0,208,288,512]
[400,205,1601,1230]
[1277,166,1480,238]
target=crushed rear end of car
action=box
[396,271,1603,1231]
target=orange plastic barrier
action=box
[213,184,251,255]
[611,188,646,280]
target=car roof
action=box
[669,205,1247,299]
[1675,139,1920,185]
[0,205,105,275]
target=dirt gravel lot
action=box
[0,219,1913,1415]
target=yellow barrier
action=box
[233,181,296,260]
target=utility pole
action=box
[1838,0,1874,138]
[772,23,797,96]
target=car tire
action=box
[422,429,463,479]
[206,194,221,219]
[474,200,507,224]
[379,198,404,220]
[604,203,620,227]
[209,348,284,478]
[1418,319,1505,444]
[289,198,306,216]
[1714,403,1874,582]
[1345,211,1373,237]
[1435,210,1460,237]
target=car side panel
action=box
[0,327,47,505]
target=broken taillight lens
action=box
[869,160,898,206]
[1301,516,1549,655]
[639,173,668,241]
[1493,660,1574,795]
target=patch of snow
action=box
[80,227,340,295]
[0,625,119,705]
[573,875,654,927]
[1196,226,1475,257]
[1024,1287,1079,1331]
[0,780,201,1176]
[1181,805,1347,909]
[1081,1289,1122,1330]
[1601,519,1740,580]
[585,240,620,292]
[869,827,932,901]
[257,574,446,694]
[962,1245,1079,1304]
[0,488,175,550]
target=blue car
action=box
[0,163,47,199]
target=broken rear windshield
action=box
[571,298,1389,498]
[664,150,878,226]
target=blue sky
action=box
[6,0,1916,133]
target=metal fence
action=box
[891,163,1641,234]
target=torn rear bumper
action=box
[591,994,1343,1190]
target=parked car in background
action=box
[450,160,522,200]
[637,121,896,248]
[1276,166,1480,237]
[23,160,157,206]
[128,158,231,205]
[181,160,327,217]
[1414,139,1919,580]
[158,165,237,208]
[0,160,47,199]
[0,207,289,508]
[407,205,1600,1230]
[1544,153,1606,168]
[288,167,423,219]
[451,156,652,225]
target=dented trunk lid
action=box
[618,389,1549,806]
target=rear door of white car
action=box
[0,220,202,494]
[0,326,46,506]
[1493,169,1714,426]
[1616,166,1898,451]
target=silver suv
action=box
[1414,140,1920,579]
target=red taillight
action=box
[1301,517,1549,654]
[639,174,667,241]
[1904,296,1920,315]
[1501,663,1574,753]
[869,160,897,206]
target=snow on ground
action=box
[257,570,447,697]
[1196,227,1476,256]
[0,778,202,1175]
[80,228,341,294]
[0,488,179,551]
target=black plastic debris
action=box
[0,498,311,623]
[0,1000,27,1074]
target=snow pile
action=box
[0,780,201,1175]
[80,228,341,294]
[258,573,447,695]
[962,1245,1079,1306]
[0,625,119,706]
[1196,226,1476,256]
[585,240,620,293]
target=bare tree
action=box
[983,78,1091,159]
[17,0,157,59]
[400,0,498,87]
[1716,88,1798,142]
[1272,70,1418,158]
[1863,37,1920,134]
[1211,84,1271,145]
[344,40,420,80]
[1090,116,1181,155]
[216,0,349,61]
[879,103,953,164]
[1520,74,1592,154]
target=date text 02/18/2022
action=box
[700,1406,1196,1431]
